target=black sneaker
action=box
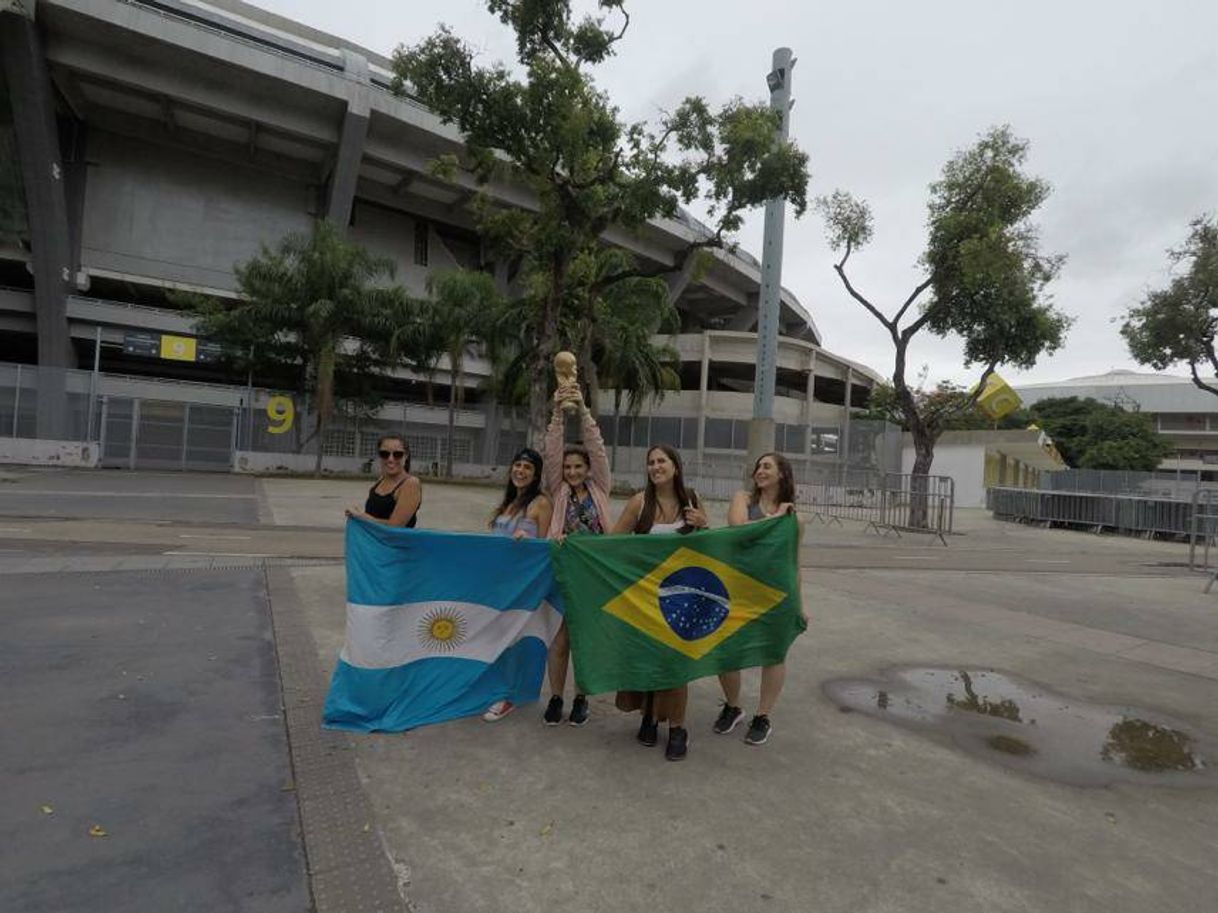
[637,715,658,747]
[543,695,563,726]
[712,703,744,735]
[665,726,689,761]
[568,694,589,727]
[744,714,771,746]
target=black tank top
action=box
[365,477,418,527]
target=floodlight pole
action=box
[746,47,794,469]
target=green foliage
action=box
[425,269,502,476]
[922,127,1070,371]
[1121,216,1218,397]
[187,220,404,472]
[392,0,810,435]
[815,126,1070,482]
[1025,396,1172,470]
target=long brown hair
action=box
[489,447,544,527]
[634,444,699,535]
[749,452,796,508]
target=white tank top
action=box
[648,520,684,535]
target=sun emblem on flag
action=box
[417,607,468,653]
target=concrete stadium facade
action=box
[0,0,879,472]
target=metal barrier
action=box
[618,466,956,544]
[987,487,1201,539]
[1189,489,1218,593]
[803,473,955,545]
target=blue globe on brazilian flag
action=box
[553,514,806,693]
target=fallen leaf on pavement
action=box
[40,805,53,815]
[88,824,108,838]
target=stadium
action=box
[1,0,880,474]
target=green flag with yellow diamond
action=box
[552,514,806,693]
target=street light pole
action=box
[747,47,795,469]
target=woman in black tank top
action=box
[344,435,422,528]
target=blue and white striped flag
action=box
[322,519,563,732]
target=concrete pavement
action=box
[2,468,1216,913]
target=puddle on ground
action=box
[823,667,1217,788]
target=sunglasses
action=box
[378,449,406,460]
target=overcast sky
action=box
[257,0,1218,388]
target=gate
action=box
[99,396,237,471]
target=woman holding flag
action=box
[610,444,709,761]
[712,452,804,746]
[539,388,611,726]
[344,435,422,528]
[482,446,553,722]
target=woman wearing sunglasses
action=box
[345,435,422,528]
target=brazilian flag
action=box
[553,514,806,693]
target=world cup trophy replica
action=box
[553,351,581,414]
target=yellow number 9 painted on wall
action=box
[266,395,294,434]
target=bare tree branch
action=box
[892,276,934,327]
[1191,360,1218,397]
[832,262,896,338]
[900,302,938,343]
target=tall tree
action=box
[1122,216,1218,396]
[190,220,403,475]
[1025,396,1172,470]
[393,0,809,439]
[817,126,1070,524]
[425,269,502,477]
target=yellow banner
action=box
[976,373,1021,420]
[159,334,198,362]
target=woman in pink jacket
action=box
[540,389,612,726]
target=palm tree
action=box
[426,270,501,477]
[192,220,402,475]
[597,317,681,471]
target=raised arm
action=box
[580,405,612,493]
[540,402,565,496]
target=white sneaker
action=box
[482,700,514,722]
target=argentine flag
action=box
[323,519,563,732]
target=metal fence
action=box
[988,487,1197,538]
[1,361,910,494]
[1044,468,1215,499]
[618,463,955,543]
[1189,489,1218,592]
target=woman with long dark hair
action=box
[539,389,611,726]
[610,444,709,761]
[344,435,422,527]
[712,452,804,746]
[482,446,553,722]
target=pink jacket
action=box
[542,405,613,539]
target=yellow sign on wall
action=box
[159,334,198,362]
[266,395,295,434]
[975,373,1022,420]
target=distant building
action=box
[901,429,1066,508]
[1015,370,1218,481]
[1,0,878,473]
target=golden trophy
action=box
[553,351,580,414]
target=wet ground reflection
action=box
[823,667,1216,787]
